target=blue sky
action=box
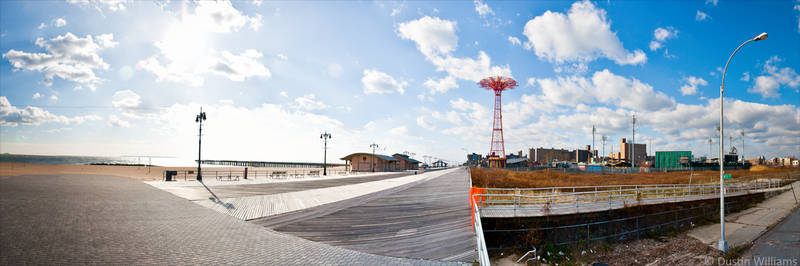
[0,0,798,164]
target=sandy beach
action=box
[0,162,349,181]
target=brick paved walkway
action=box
[0,174,460,265]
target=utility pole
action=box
[589,125,597,162]
[709,139,713,159]
[601,135,607,163]
[632,115,636,169]
[320,132,332,176]
[741,130,745,162]
[370,143,379,172]
[195,107,207,181]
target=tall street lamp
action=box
[718,32,767,252]
[370,143,379,172]
[195,107,207,182]
[320,132,332,176]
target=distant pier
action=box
[198,159,346,168]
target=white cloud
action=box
[428,51,512,82]
[3,32,117,90]
[49,95,58,101]
[37,23,46,30]
[795,4,800,33]
[67,0,129,13]
[705,0,719,6]
[361,69,407,94]
[137,1,268,86]
[277,53,288,60]
[189,0,262,33]
[108,115,130,128]
[252,0,263,6]
[388,126,409,136]
[42,127,72,134]
[398,16,511,82]
[327,63,343,78]
[680,76,708,95]
[650,27,678,51]
[397,16,458,58]
[424,75,458,94]
[280,91,288,97]
[111,90,141,109]
[0,96,99,126]
[749,56,800,98]
[507,36,521,46]
[696,10,710,21]
[526,77,536,86]
[139,47,269,86]
[416,116,436,130]
[522,0,646,66]
[741,72,750,82]
[474,0,494,16]
[32,93,41,99]
[208,50,271,82]
[292,94,328,111]
[533,69,674,111]
[54,18,67,27]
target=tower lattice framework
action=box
[479,76,517,168]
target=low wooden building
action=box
[392,154,420,170]
[341,153,399,172]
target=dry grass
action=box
[470,167,800,188]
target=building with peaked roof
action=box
[392,153,420,170]
[340,153,398,172]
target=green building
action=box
[655,151,692,168]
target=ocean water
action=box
[0,154,197,167]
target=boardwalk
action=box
[150,172,409,201]
[257,168,475,263]
[0,174,458,265]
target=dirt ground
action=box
[471,167,800,188]
[493,234,725,266]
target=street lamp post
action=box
[321,132,332,176]
[718,32,767,252]
[370,143,379,172]
[195,107,207,182]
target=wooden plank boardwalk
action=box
[258,168,475,263]
[156,173,408,201]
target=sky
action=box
[0,0,798,165]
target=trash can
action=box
[165,170,177,181]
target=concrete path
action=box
[261,167,475,263]
[164,169,458,221]
[0,174,458,265]
[743,207,800,262]
[147,171,408,200]
[688,181,800,250]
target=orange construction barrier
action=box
[469,187,485,228]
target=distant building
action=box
[747,156,765,165]
[530,147,572,164]
[655,151,691,168]
[432,160,448,168]
[466,153,482,166]
[392,153,420,170]
[616,138,646,165]
[340,153,398,172]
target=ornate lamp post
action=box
[320,132,332,176]
[195,107,207,181]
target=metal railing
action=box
[473,200,491,266]
[474,179,793,216]
[163,169,350,181]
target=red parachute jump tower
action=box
[479,76,517,168]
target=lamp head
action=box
[754,32,768,41]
